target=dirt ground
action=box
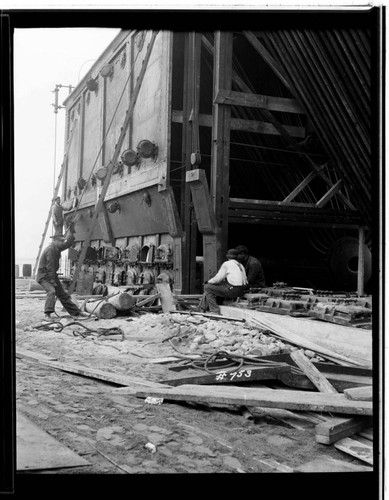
[13,278,374,486]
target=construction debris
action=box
[16,279,375,473]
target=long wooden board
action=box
[163,364,291,386]
[315,417,372,445]
[290,349,338,393]
[220,305,372,367]
[334,437,373,465]
[344,385,373,401]
[16,349,168,389]
[135,384,372,415]
[17,412,90,471]
[295,456,373,472]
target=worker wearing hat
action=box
[235,245,266,289]
[198,248,248,314]
[52,196,65,236]
[36,233,89,321]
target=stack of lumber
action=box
[220,305,372,368]
[134,345,374,469]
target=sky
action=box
[14,28,121,267]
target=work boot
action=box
[43,313,52,321]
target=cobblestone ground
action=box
[13,279,371,488]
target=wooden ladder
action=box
[32,121,78,279]
[68,30,159,294]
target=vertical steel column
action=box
[211,31,233,267]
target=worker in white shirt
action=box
[198,248,248,314]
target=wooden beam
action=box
[290,349,338,393]
[315,179,343,208]
[135,384,373,415]
[289,349,370,446]
[155,282,177,313]
[243,31,292,90]
[159,187,184,238]
[98,204,115,245]
[283,169,324,203]
[186,169,216,234]
[228,211,361,229]
[185,168,218,281]
[182,32,202,294]
[203,33,356,213]
[315,417,372,445]
[172,110,306,138]
[16,348,168,389]
[344,386,373,402]
[334,437,373,465]
[211,31,233,266]
[69,31,159,294]
[214,89,304,114]
[163,365,291,386]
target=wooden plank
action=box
[155,282,177,313]
[17,412,90,471]
[315,417,371,445]
[290,348,370,445]
[211,31,233,266]
[163,365,291,387]
[98,204,115,245]
[228,209,361,228]
[282,169,323,203]
[186,169,216,234]
[135,385,373,415]
[295,456,373,473]
[16,349,168,389]
[344,386,373,401]
[243,31,292,90]
[358,427,373,441]
[172,110,306,138]
[315,179,343,208]
[290,349,338,393]
[256,458,294,473]
[220,305,372,367]
[214,89,304,114]
[334,437,373,465]
[229,198,359,217]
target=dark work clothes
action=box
[36,237,80,316]
[52,202,64,235]
[39,275,80,316]
[244,255,266,287]
[36,244,62,285]
[199,281,247,314]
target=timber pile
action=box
[126,301,375,470]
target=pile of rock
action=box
[126,312,326,361]
[143,313,291,357]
